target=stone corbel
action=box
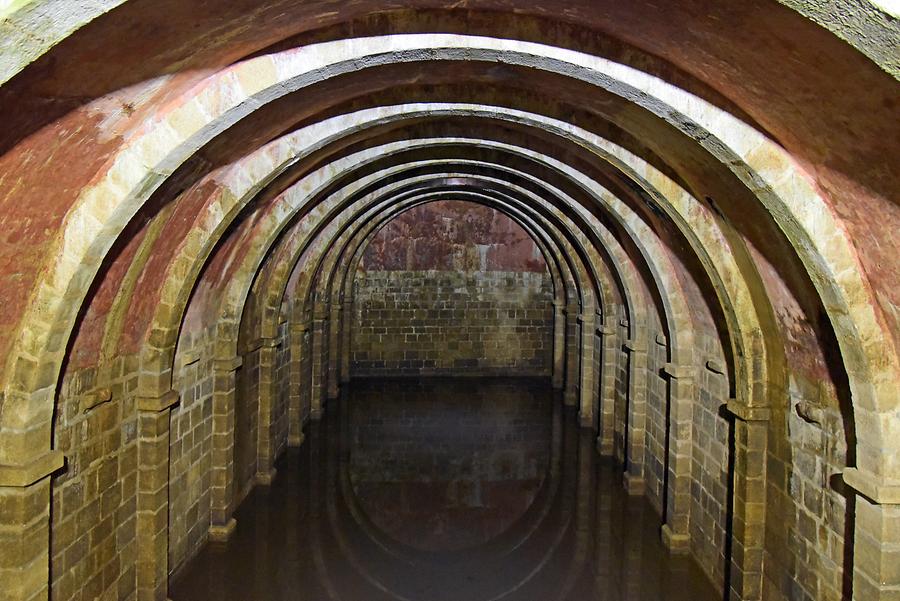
[312,302,330,321]
[136,390,180,413]
[290,322,311,337]
[795,399,825,425]
[247,336,280,352]
[705,359,725,374]
[212,356,242,373]
[208,518,237,543]
[178,348,201,368]
[577,312,595,325]
[662,362,693,380]
[724,398,770,422]
[843,468,900,505]
[0,450,65,487]
[81,387,112,413]
[597,322,616,335]
[656,333,668,346]
[623,338,647,353]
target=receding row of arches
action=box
[0,7,897,601]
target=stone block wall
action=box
[765,377,851,601]
[50,357,140,601]
[168,330,215,576]
[645,329,668,515]
[233,350,260,505]
[612,306,629,463]
[273,321,291,457]
[350,270,553,376]
[690,331,731,588]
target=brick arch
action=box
[0,31,893,601]
[5,35,887,477]
[304,188,599,400]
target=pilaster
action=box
[622,333,648,496]
[249,337,279,485]
[135,390,179,601]
[310,302,329,420]
[660,362,694,554]
[340,299,353,384]
[564,302,579,406]
[596,318,617,457]
[843,468,900,601]
[577,311,597,428]
[326,302,343,399]
[724,398,769,600]
[0,449,64,601]
[287,323,309,447]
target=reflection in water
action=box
[171,378,719,601]
[348,379,551,552]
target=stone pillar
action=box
[287,323,309,447]
[135,390,179,601]
[310,302,329,420]
[252,337,279,486]
[564,302,580,406]
[0,449,64,601]
[577,311,597,428]
[340,299,353,384]
[326,302,342,400]
[209,357,241,542]
[660,362,694,553]
[623,333,648,496]
[724,399,769,601]
[552,300,566,390]
[843,468,900,601]
[596,318,617,457]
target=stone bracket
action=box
[597,323,616,335]
[81,387,112,413]
[247,336,280,351]
[662,363,693,380]
[0,449,65,487]
[724,399,770,422]
[623,472,646,496]
[213,356,243,373]
[179,348,201,368]
[705,359,725,374]
[136,390,180,413]
[255,467,277,486]
[661,524,691,554]
[577,313,595,325]
[655,333,668,346]
[209,518,237,543]
[290,322,311,336]
[843,468,900,505]
[623,338,646,353]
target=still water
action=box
[171,378,720,601]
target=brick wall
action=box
[350,270,553,376]
[349,200,554,378]
[168,330,215,576]
[50,358,140,601]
